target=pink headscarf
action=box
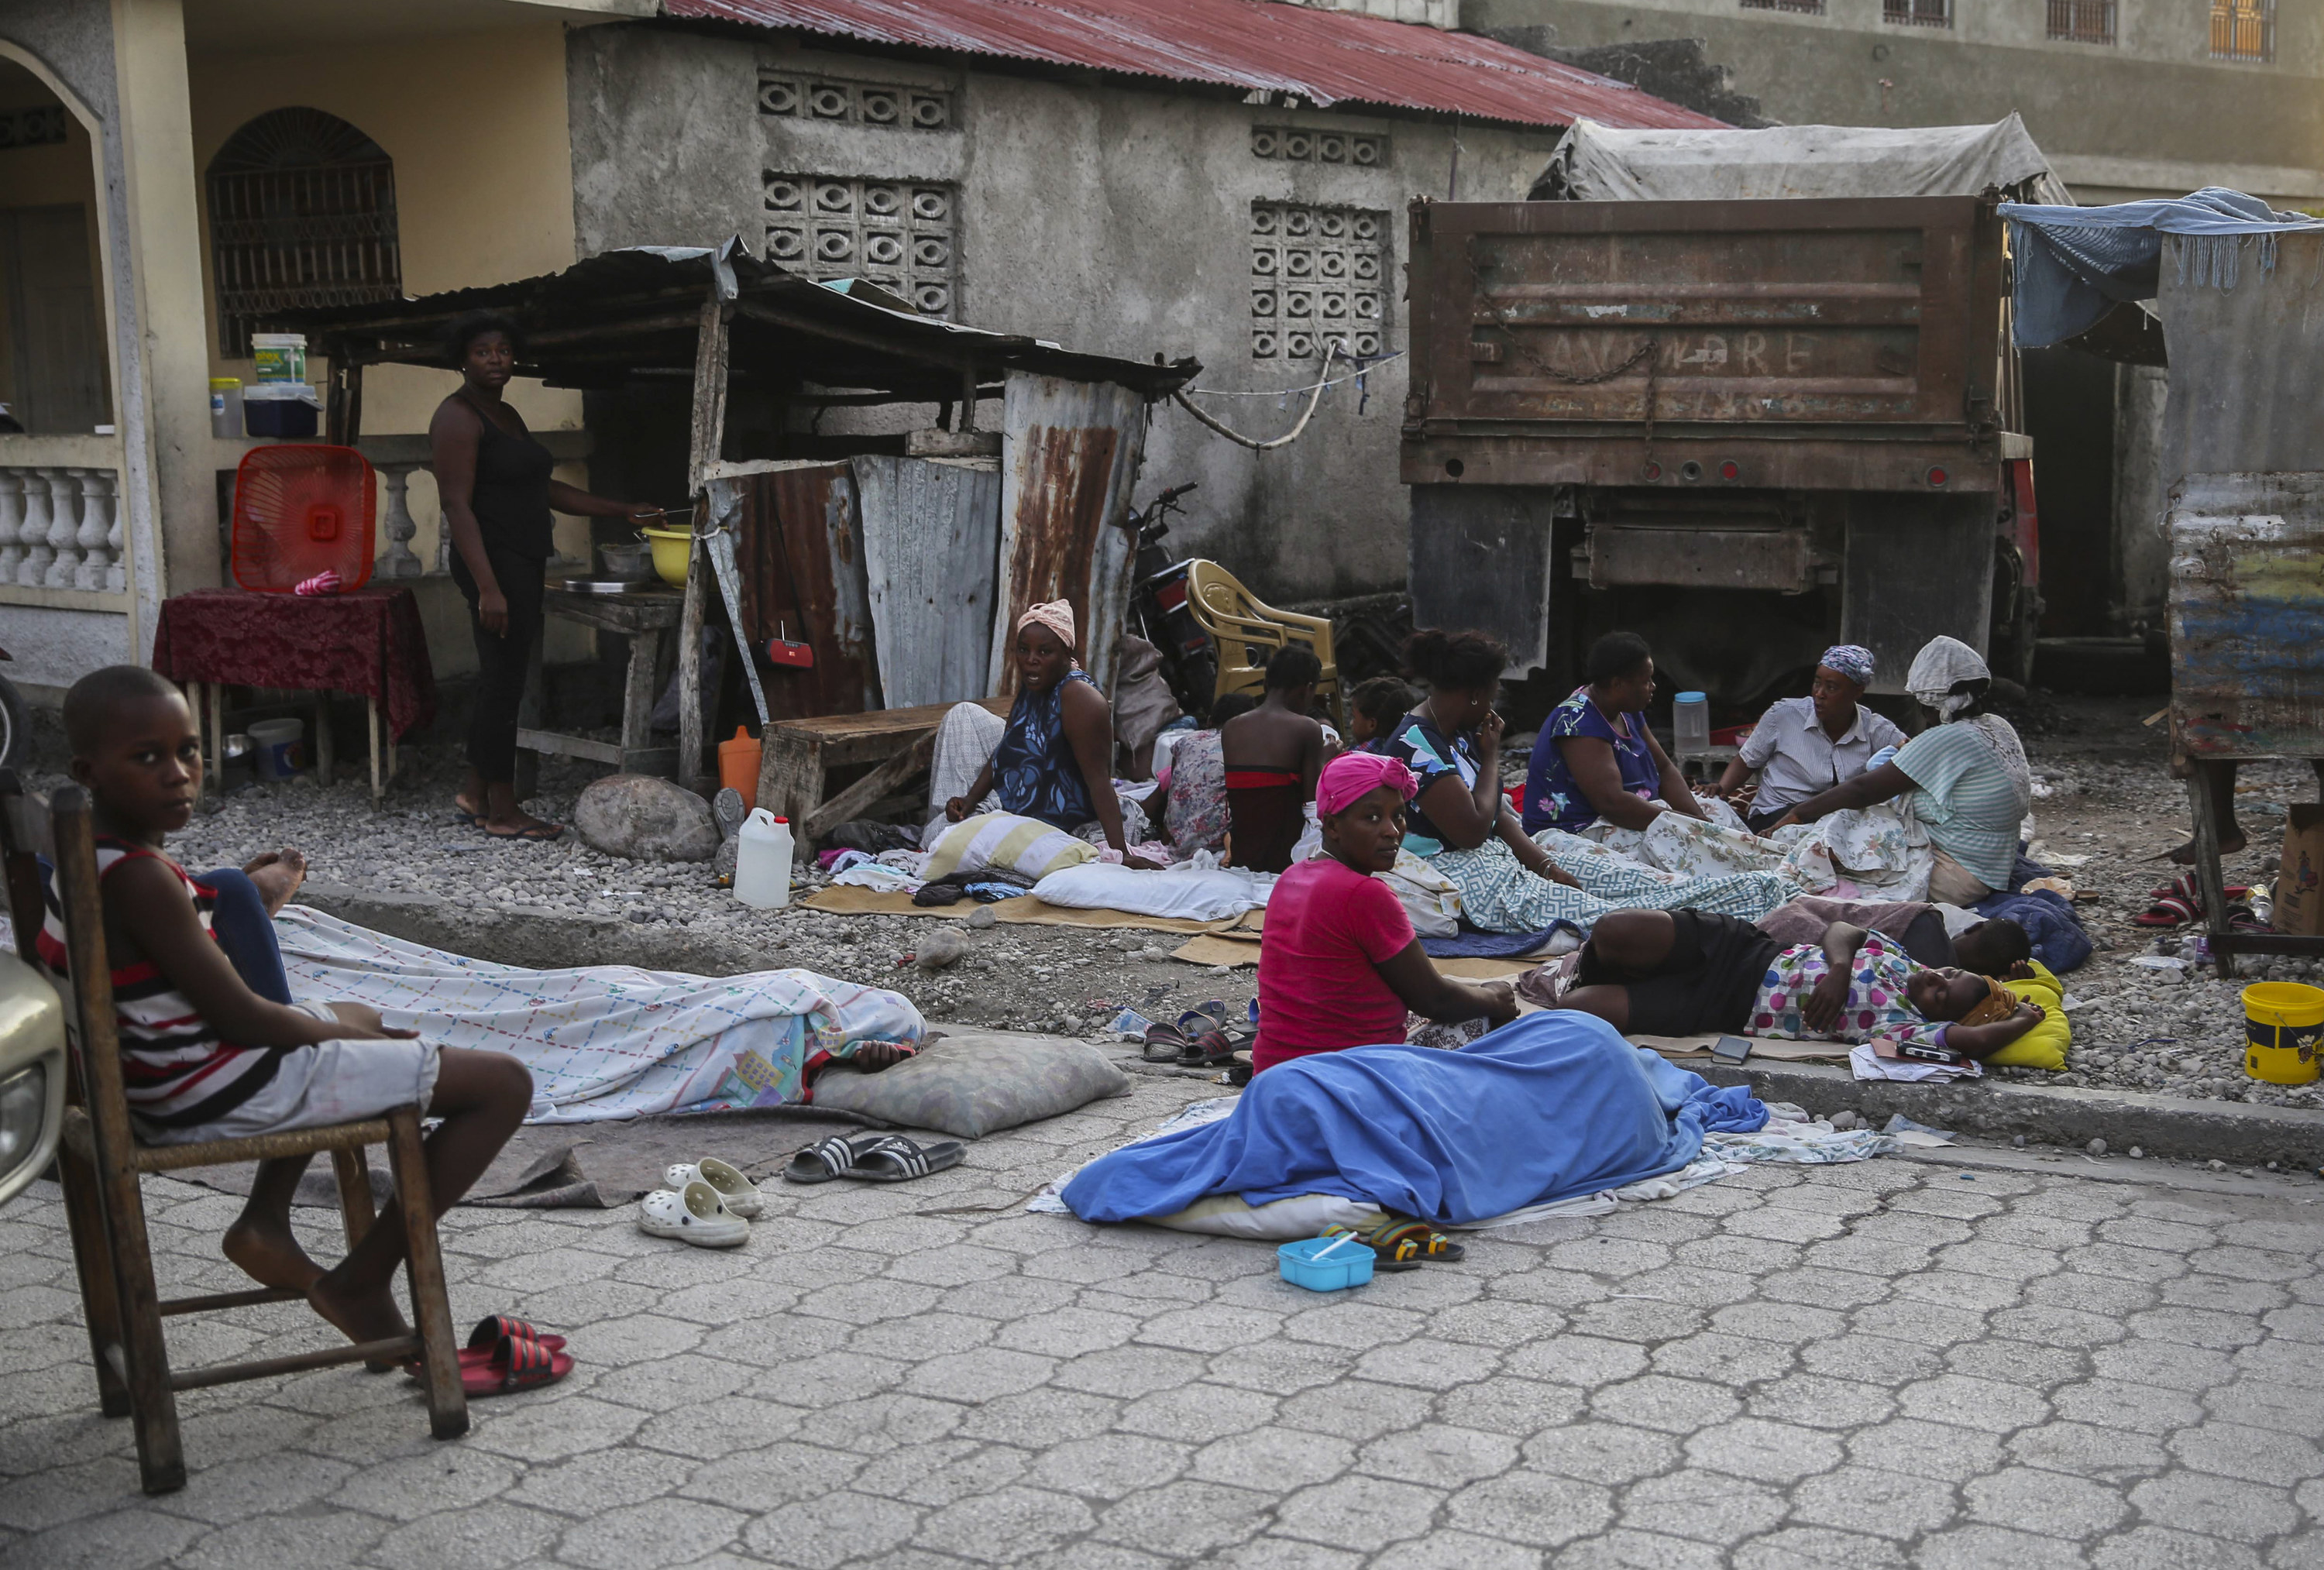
[1317,751,1418,817]
[1015,599,1078,657]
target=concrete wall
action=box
[0,0,175,694]
[187,22,599,586]
[567,25,1562,605]
[1466,0,2324,206]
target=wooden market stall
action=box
[284,241,1197,818]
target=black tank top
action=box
[458,390,556,561]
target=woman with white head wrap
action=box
[1716,643,1906,833]
[1767,634,2032,904]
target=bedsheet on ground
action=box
[1057,1012,1767,1227]
[271,906,924,1124]
[800,885,1239,933]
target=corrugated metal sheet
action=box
[667,0,1725,130]
[2169,471,2324,764]
[990,372,1150,698]
[854,454,1005,707]
[2159,231,2324,482]
[717,461,882,720]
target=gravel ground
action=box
[41,692,2324,1111]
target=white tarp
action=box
[1533,113,2073,206]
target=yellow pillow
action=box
[1982,959,2069,1070]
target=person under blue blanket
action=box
[1062,1011,1766,1228]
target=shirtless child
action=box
[50,667,536,1359]
[1220,645,1332,872]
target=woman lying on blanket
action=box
[1547,909,2047,1061]
[1253,751,1516,1074]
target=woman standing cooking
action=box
[431,311,657,841]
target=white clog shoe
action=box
[638,1180,748,1249]
[661,1156,763,1219]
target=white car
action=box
[0,950,65,1207]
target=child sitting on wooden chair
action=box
[47,666,538,1365]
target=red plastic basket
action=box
[230,445,376,593]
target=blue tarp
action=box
[1999,187,2324,349]
[1061,1012,1767,1226]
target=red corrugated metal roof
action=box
[664,0,1727,130]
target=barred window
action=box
[1741,0,1827,12]
[1882,0,1951,25]
[2211,0,2275,61]
[206,108,401,358]
[2047,0,2116,42]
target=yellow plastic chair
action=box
[1184,559,1341,724]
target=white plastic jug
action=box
[1673,691,1710,758]
[734,809,794,909]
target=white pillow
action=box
[923,812,1096,882]
[1032,863,1272,922]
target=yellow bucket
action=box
[639,527,691,586]
[2243,981,2324,1084]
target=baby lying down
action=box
[1547,910,2046,1062]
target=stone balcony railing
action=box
[0,466,123,593]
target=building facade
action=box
[1469,0,2323,208]
[0,0,1707,703]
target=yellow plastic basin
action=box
[2243,981,2324,1085]
[639,527,691,586]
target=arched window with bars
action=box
[205,108,401,358]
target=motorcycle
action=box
[0,645,23,770]
[1123,482,1216,720]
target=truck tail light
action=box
[1718,460,1740,481]
[1927,466,1949,487]
[1642,461,1662,481]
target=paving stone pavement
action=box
[4,1074,2323,1569]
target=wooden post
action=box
[50,790,184,1493]
[311,695,334,787]
[367,696,383,806]
[2188,763,2235,980]
[687,288,732,496]
[205,684,223,789]
[328,1146,376,1250]
[677,537,707,794]
[387,1106,468,1440]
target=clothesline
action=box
[1175,349,1408,399]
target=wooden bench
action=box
[756,698,1009,845]
[520,586,684,780]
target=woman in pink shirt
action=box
[1253,752,1518,1074]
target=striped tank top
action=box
[36,838,280,1133]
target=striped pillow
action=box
[924,812,1097,884]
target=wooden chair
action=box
[0,775,465,1495]
[1183,559,1342,724]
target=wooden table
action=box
[149,586,436,807]
[521,586,684,778]
[756,697,1009,844]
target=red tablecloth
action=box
[150,587,437,740]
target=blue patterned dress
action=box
[992,670,1099,830]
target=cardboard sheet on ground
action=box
[1632,1032,1851,1063]
[803,885,1238,934]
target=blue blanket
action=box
[1971,850,2092,974]
[1061,1012,1766,1227]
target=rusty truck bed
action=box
[1401,195,2012,494]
